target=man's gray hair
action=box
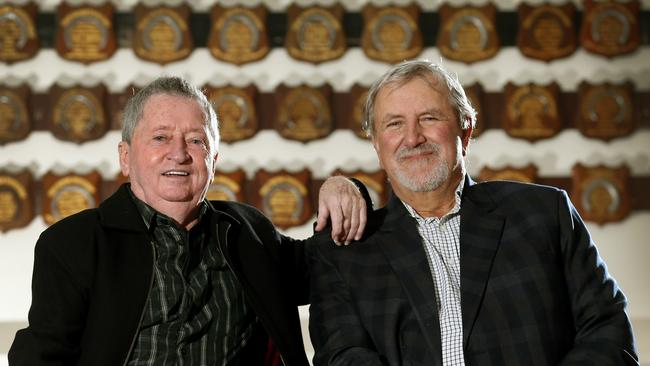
[121,76,220,154]
[362,60,476,137]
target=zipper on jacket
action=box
[122,240,156,366]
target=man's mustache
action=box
[396,143,441,160]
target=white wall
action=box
[1,0,649,363]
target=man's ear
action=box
[461,121,473,156]
[118,141,130,177]
[212,152,219,172]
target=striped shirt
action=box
[127,191,256,366]
[402,181,465,366]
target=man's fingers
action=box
[354,201,368,241]
[329,205,344,245]
[344,201,359,245]
[315,204,329,232]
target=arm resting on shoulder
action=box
[556,191,639,365]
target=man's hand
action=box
[316,176,368,245]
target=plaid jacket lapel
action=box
[377,194,443,365]
[459,181,505,347]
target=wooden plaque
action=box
[133,5,193,64]
[0,84,31,145]
[285,5,346,63]
[207,169,246,202]
[360,5,422,63]
[49,84,109,143]
[479,165,538,183]
[42,171,101,225]
[0,170,34,232]
[252,169,313,229]
[438,4,500,64]
[502,82,561,142]
[576,82,635,141]
[208,5,269,65]
[55,3,116,63]
[517,3,577,62]
[205,84,259,143]
[580,0,640,57]
[0,3,39,63]
[274,84,333,142]
[571,164,630,224]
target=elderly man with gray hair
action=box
[307,60,638,366]
[10,76,370,366]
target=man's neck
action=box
[395,172,464,218]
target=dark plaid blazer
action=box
[308,177,638,366]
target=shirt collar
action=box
[127,184,210,231]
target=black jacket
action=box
[9,184,311,366]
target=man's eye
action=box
[153,135,166,141]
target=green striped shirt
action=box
[127,191,256,366]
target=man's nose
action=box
[404,121,426,147]
[167,138,191,162]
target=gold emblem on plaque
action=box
[285,5,346,63]
[361,5,422,63]
[0,85,31,145]
[206,85,258,143]
[572,164,630,224]
[438,4,500,64]
[517,4,577,62]
[275,85,333,142]
[254,170,312,229]
[208,5,269,65]
[207,170,246,202]
[0,4,38,63]
[42,172,101,225]
[463,83,484,138]
[51,85,108,143]
[479,165,538,183]
[0,170,33,232]
[55,4,116,63]
[133,5,193,64]
[580,0,640,57]
[577,82,635,141]
[503,83,561,142]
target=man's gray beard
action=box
[394,158,450,192]
[393,143,450,192]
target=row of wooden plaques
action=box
[0,164,646,233]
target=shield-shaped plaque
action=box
[479,164,538,183]
[205,84,258,143]
[133,5,193,64]
[438,4,500,64]
[576,82,635,141]
[463,83,484,138]
[285,5,346,64]
[580,0,640,57]
[275,84,333,142]
[347,84,370,139]
[0,3,39,63]
[571,164,630,224]
[360,5,422,63]
[207,169,246,202]
[55,3,116,63]
[42,171,101,225]
[0,170,33,232]
[333,169,388,208]
[503,82,561,142]
[208,5,269,65]
[111,84,141,131]
[253,169,312,229]
[517,3,577,62]
[49,84,109,143]
[0,84,31,145]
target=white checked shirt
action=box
[403,181,465,366]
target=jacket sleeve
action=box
[9,229,89,365]
[307,237,387,366]
[556,190,639,365]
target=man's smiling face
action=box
[119,93,217,212]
